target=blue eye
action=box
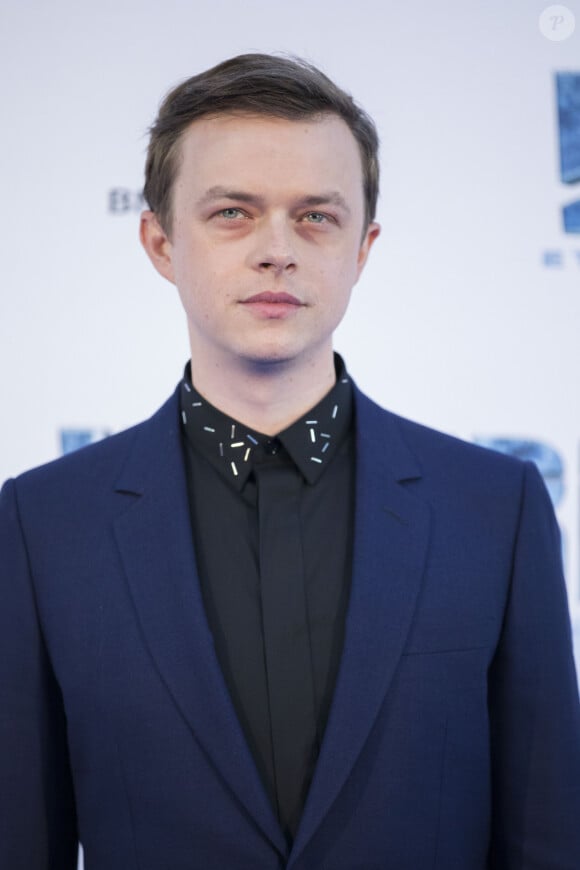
[220,207,244,219]
[304,212,326,223]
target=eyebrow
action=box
[296,193,351,214]
[196,186,351,214]
[196,187,264,208]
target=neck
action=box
[189,349,337,436]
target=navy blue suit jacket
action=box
[1,383,580,869]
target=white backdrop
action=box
[1,2,579,864]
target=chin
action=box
[235,343,304,369]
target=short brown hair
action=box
[144,53,379,234]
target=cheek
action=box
[322,255,360,295]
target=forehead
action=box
[173,112,365,200]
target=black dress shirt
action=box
[179,355,354,844]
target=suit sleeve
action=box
[0,478,78,869]
[488,461,580,869]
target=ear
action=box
[356,221,381,278]
[139,210,176,285]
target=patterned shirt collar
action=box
[179,354,353,491]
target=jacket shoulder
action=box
[8,389,180,501]
[358,388,523,467]
[354,387,529,498]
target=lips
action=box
[239,291,305,320]
[241,291,302,305]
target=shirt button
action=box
[264,439,280,456]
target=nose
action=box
[250,215,297,275]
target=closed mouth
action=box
[241,292,302,305]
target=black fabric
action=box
[255,461,317,838]
[180,355,354,844]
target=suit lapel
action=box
[111,391,287,857]
[289,388,431,865]
[109,384,429,863]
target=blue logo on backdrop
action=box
[556,72,580,233]
[543,72,580,269]
[108,188,145,214]
[60,428,111,455]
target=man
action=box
[1,54,579,870]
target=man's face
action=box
[142,112,379,372]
